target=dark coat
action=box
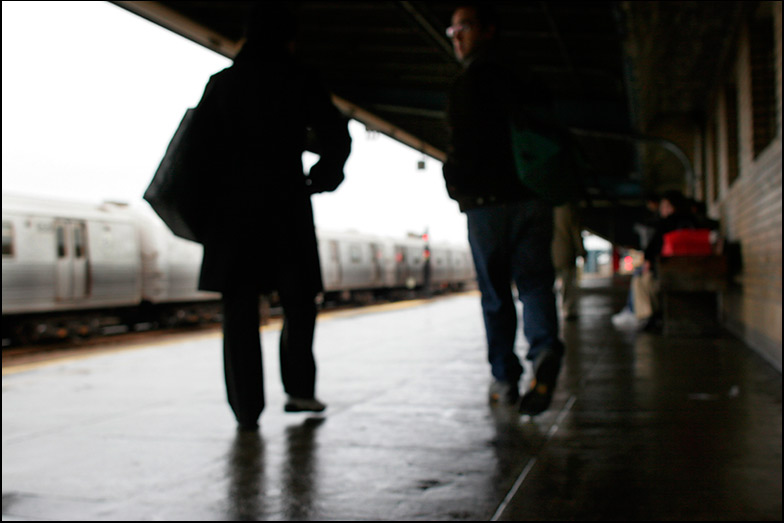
[644,211,700,265]
[443,46,544,212]
[197,44,351,296]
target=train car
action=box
[1,194,218,342]
[315,230,474,302]
[132,207,217,305]
[428,242,474,292]
[2,193,475,344]
[391,235,431,291]
[317,230,398,297]
[2,194,143,316]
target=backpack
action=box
[508,107,586,206]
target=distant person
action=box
[688,197,720,231]
[195,5,351,430]
[443,4,565,415]
[642,191,699,268]
[633,192,662,254]
[552,202,587,320]
[613,190,698,331]
[612,192,660,327]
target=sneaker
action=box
[489,380,519,405]
[611,308,646,330]
[519,348,562,416]
[285,396,327,413]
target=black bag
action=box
[144,79,223,243]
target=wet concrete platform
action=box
[2,277,781,521]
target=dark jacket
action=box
[644,211,700,265]
[197,44,351,295]
[443,46,545,212]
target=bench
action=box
[657,254,728,337]
[656,229,729,336]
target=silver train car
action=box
[317,230,474,299]
[2,193,220,343]
[2,193,474,344]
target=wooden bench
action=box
[657,254,729,336]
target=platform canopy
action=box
[113,1,743,245]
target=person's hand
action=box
[306,161,344,194]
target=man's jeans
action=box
[467,200,563,385]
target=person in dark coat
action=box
[196,5,351,430]
[642,190,700,271]
[443,5,565,415]
[616,190,700,332]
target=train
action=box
[2,193,475,345]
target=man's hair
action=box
[245,3,298,46]
[460,4,501,35]
[662,190,689,214]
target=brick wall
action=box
[711,2,782,370]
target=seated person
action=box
[613,190,701,331]
[612,193,660,327]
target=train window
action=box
[2,221,13,257]
[74,223,87,259]
[349,245,363,264]
[56,225,67,258]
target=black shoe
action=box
[237,420,259,432]
[489,380,520,405]
[284,397,327,413]
[519,348,562,416]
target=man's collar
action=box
[460,43,498,68]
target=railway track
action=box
[1,292,455,370]
[1,322,224,370]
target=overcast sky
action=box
[2,1,468,244]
